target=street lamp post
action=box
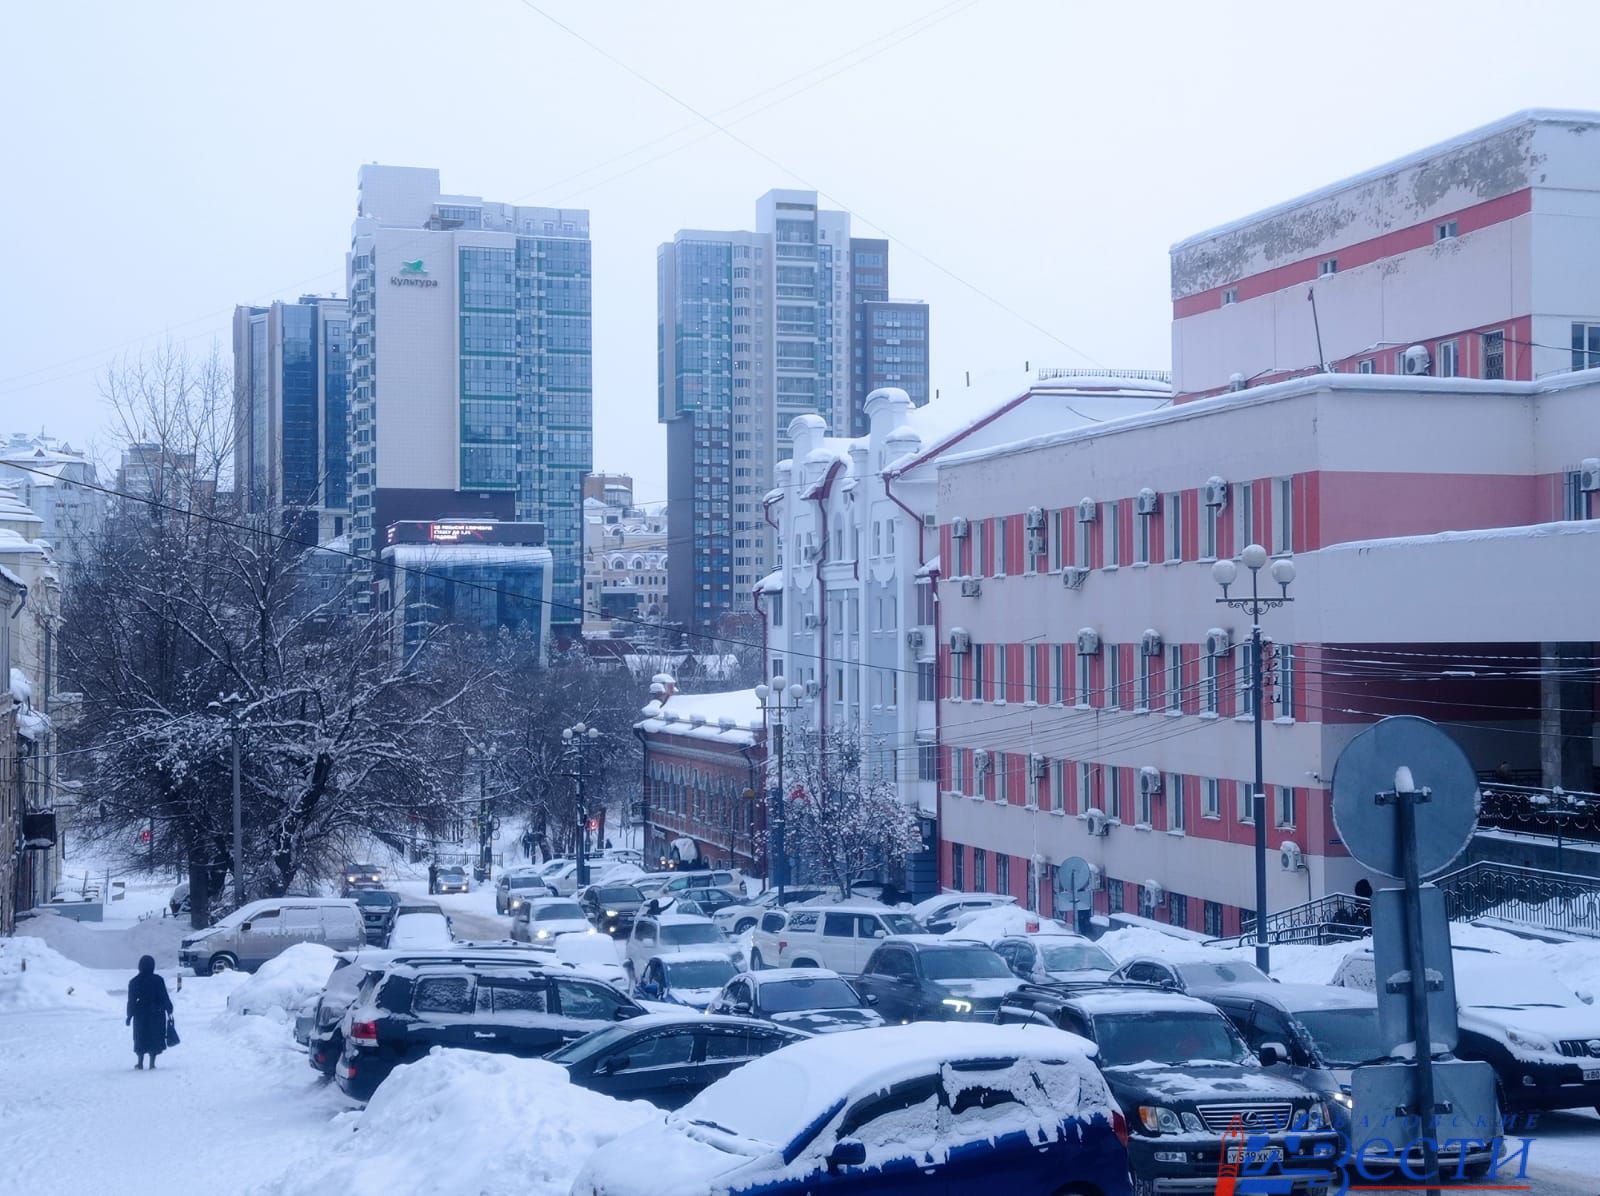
[468,743,498,882]
[207,692,246,910]
[563,722,601,887]
[755,676,806,903]
[1212,544,1296,973]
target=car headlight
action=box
[1300,1102,1330,1131]
[535,929,551,939]
[605,909,618,917]
[940,997,973,1015]
[1138,1105,1183,1135]
[1507,1028,1554,1054]
[510,899,522,909]
[1332,1090,1354,1110]
[1180,1111,1206,1134]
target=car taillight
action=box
[1112,1109,1129,1148]
[350,1020,379,1045]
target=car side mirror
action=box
[240,921,252,933]
[732,1000,752,1016]
[598,1054,629,1074]
[640,981,660,998]
[1259,1041,1287,1067]
[863,992,879,1006]
[614,1005,642,1021]
[827,1139,867,1169]
[1578,989,1594,1006]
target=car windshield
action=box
[1177,961,1269,987]
[920,947,1014,980]
[663,959,737,988]
[595,886,642,903]
[1094,1011,1249,1067]
[760,977,862,1012]
[1454,964,1578,1009]
[508,876,547,889]
[438,868,466,879]
[546,1023,633,1065]
[537,860,568,876]
[879,913,919,936]
[354,891,397,908]
[1294,1007,1387,1067]
[533,902,585,921]
[661,922,722,946]
[1041,942,1116,972]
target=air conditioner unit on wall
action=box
[949,629,972,654]
[906,628,926,649]
[1076,628,1101,655]
[1029,753,1048,780]
[1024,506,1046,530]
[1062,566,1089,590]
[960,578,982,598]
[1026,532,1046,558]
[1136,488,1159,516]
[1138,766,1162,796]
[1280,841,1306,871]
[974,749,991,774]
[1581,458,1600,492]
[1204,477,1229,507]
[803,613,821,630]
[1402,345,1432,375]
[1084,807,1110,837]
[1076,497,1097,523]
[1205,628,1232,657]
[1140,629,1163,657]
[951,516,970,539]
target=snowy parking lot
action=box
[5,879,1600,1195]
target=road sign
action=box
[1349,1059,1498,1166]
[1332,716,1479,879]
[1055,857,1096,910]
[1373,885,1458,1054]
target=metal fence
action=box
[1434,861,1600,938]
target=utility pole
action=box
[755,677,806,903]
[1212,545,1296,973]
[563,722,601,887]
[208,692,246,908]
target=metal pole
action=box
[1398,789,1441,1196]
[1252,570,1269,974]
[575,746,588,888]
[774,705,786,903]
[231,720,243,905]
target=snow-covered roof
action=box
[754,569,783,594]
[635,687,765,747]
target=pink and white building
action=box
[1171,109,1600,399]
[933,370,1600,935]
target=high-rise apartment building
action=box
[658,191,928,633]
[232,295,350,542]
[347,165,592,626]
[848,238,929,434]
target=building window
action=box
[1572,323,1600,371]
[1169,892,1189,929]
[951,652,964,699]
[973,848,987,892]
[1051,509,1067,569]
[1276,785,1297,828]
[1136,776,1152,827]
[1437,340,1459,378]
[1357,359,1375,374]
[1168,774,1186,833]
[1137,651,1153,712]
[972,642,985,699]
[1105,500,1121,568]
[1203,900,1224,936]
[1078,761,1093,815]
[1052,644,1067,704]
[994,647,1008,702]
[1238,640,1256,717]
[918,661,936,702]
[918,741,937,782]
[1237,782,1255,824]
[1436,219,1458,241]
[1203,652,1219,715]
[1202,498,1220,560]
[1222,287,1238,306]
[1076,506,1093,567]
[1108,879,1125,914]
[1135,500,1153,564]
[1051,760,1067,814]
[1166,645,1183,714]
[1108,768,1124,822]
[1319,258,1338,276]
[993,753,1008,804]
[995,854,1010,896]
[994,518,1007,575]
[951,844,964,890]
[1272,476,1294,553]
[1077,652,1092,707]
[1274,644,1295,719]
[1025,648,1039,704]
[975,519,989,576]
[1164,492,1182,562]
[1104,646,1120,710]
[770,592,783,627]
[1482,330,1505,380]
[1233,482,1254,553]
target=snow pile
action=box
[15,906,187,970]
[264,1050,658,1196]
[945,905,1065,943]
[0,935,118,1013]
[226,942,337,1019]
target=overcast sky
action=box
[3,0,1597,503]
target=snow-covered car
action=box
[572,1022,1134,1196]
[1107,954,1270,993]
[991,931,1117,984]
[168,882,190,917]
[749,904,919,973]
[911,890,1015,934]
[548,1012,804,1110]
[509,897,594,948]
[634,951,740,1010]
[554,931,630,991]
[293,995,318,1047]
[386,910,453,950]
[709,887,828,937]
[708,968,885,1036]
[852,936,1023,1023]
[638,869,743,901]
[178,897,365,974]
[495,869,556,914]
[625,913,744,981]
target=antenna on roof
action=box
[965,371,970,387]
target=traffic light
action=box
[587,818,599,833]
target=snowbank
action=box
[263,1050,658,1196]
[226,942,337,1019]
[945,905,1067,943]
[0,935,118,1013]
[14,906,187,970]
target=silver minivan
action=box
[178,897,364,974]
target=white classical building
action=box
[0,433,103,572]
[582,491,668,639]
[757,376,1171,895]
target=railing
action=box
[1477,781,1600,845]
[1036,367,1172,384]
[1434,861,1600,938]
[1210,893,1372,948]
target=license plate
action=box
[1227,1146,1284,1165]
[1584,1067,1600,1081]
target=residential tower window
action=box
[1482,330,1505,380]
[1203,778,1220,819]
[1437,340,1459,378]
[1203,653,1219,714]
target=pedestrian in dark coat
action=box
[126,954,173,1070]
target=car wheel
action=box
[209,953,238,975]
[750,949,765,971]
[735,918,757,935]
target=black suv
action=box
[999,983,1338,1194]
[336,958,644,1100]
[351,888,400,945]
[852,936,1022,1023]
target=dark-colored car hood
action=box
[1103,1061,1315,1108]
[768,1007,885,1035]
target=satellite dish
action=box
[1055,856,1096,909]
[1331,716,1480,879]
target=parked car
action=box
[179,897,364,975]
[709,887,828,938]
[553,932,630,991]
[293,996,318,1047]
[626,913,744,981]
[749,903,920,972]
[990,931,1118,984]
[548,1012,804,1110]
[709,967,885,1036]
[998,983,1338,1193]
[168,882,190,918]
[639,869,742,901]
[495,869,557,914]
[634,952,741,1009]
[663,886,744,920]
[1107,954,1271,993]
[577,883,646,936]
[1448,956,1600,1114]
[387,909,453,949]
[342,862,383,890]
[336,958,644,1100]
[351,888,401,945]
[509,896,594,947]
[853,936,1023,1023]
[1329,941,1499,991]
[541,860,586,896]
[911,890,1016,935]
[430,864,470,895]
[572,1022,1134,1196]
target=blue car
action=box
[573,1022,1133,1196]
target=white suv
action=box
[750,904,920,973]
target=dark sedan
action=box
[708,968,885,1035]
[546,1013,803,1108]
[852,936,1023,1024]
[578,883,646,937]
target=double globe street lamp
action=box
[754,676,806,903]
[562,722,601,887]
[1212,544,1295,973]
